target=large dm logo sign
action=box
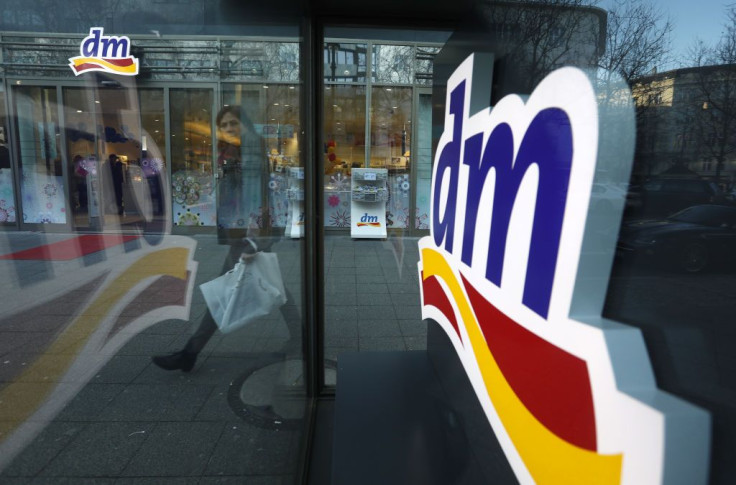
[418,54,710,484]
[69,28,139,76]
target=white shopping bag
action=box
[200,252,287,334]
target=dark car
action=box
[639,177,722,217]
[617,204,736,273]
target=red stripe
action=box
[421,272,462,343]
[101,58,134,67]
[0,235,140,261]
[461,274,597,451]
[73,63,103,73]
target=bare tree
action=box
[598,0,672,85]
[598,0,673,180]
[688,6,736,184]
[476,0,605,93]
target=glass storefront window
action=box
[1,19,308,485]
[414,91,432,229]
[13,85,66,225]
[370,86,412,228]
[169,88,215,227]
[138,89,167,222]
[63,87,97,228]
[414,46,440,85]
[0,85,16,224]
[323,84,366,229]
[223,83,302,231]
[324,43,368,83]
[372,44,414,84]
[322,32,435,382]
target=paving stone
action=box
[1,422,86,477]
[96,384,212,422]
[199,477,288,485]
[325,306,357,322]
[357,319,403,338]
[56,383,127,421]
[356,304,397,321]
[325,320,358,339]
[114,477,199,485]
[40,422,154,477]
[121,421,224,477]
[205,424,295,476]
[90,355,151,384]
[399,319,428,336]
[356,283,389,294]
[393,304,421,320]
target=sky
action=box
[600,0,729,70]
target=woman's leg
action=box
[153,243,242,371]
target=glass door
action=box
[0,84,15,226]
[12,85,67,230]
[169,87,216,229]
[320,31,446,384]
[412,88,432,231]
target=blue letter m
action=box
[480,108,573,319]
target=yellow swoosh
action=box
[421,247,622,484]
[70,57,138,74]
[0,247,189,441]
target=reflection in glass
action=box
[324,43,367,83]
[372,44,414,84]
[0,88,14,224]
[223,84,302,230]
[64,88,96,228]
[139,89,167,219]
[323,35,426,387]
[169,88,214,227]
[13,86,66,225]
[415,46,441,85]
[370,86,412,228]
[415,92,432,229]
[324,85,366,229]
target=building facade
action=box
[0,1,734,484]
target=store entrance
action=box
[63,86,167,233]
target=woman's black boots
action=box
[152,350,198,372]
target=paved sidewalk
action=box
[0,230,425,484]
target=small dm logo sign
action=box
[357,213,381,227]
[418,54,710,485]
[69,28,139,76]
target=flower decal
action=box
[176,210,202,226]
[329,209,350,227]
[43,183,58,198]
[328,194,341,207]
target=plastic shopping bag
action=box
[200,252,287,334]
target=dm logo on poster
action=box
[69,28,139,76]
[417,54,710,484]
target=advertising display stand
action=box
[285,166,304,238]
[350,168,388,239]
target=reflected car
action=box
[639,177,721,217]
[617,204,736,273]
